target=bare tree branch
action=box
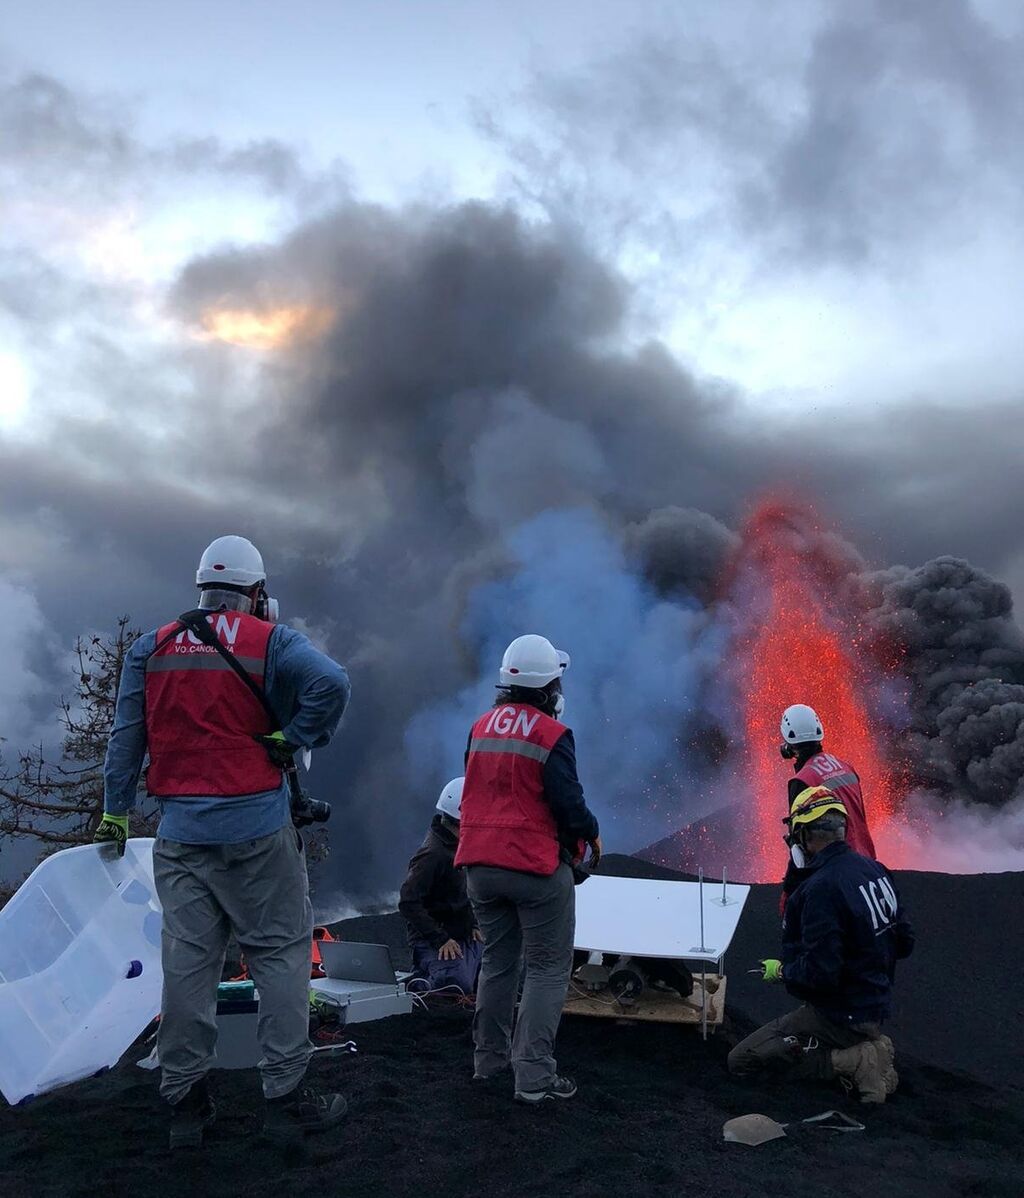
[0,616,160,894]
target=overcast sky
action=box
[5,0,1024,423]
[2,0,1024,886]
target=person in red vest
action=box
[94,536,351,1149]
[779,704,876,901]
[456,634,601,1104]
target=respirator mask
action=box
[779,742,797,760]
[783,815,807,868]
[552,693,565,718]
[254,584,279,623]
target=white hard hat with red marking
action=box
[196,536,267,588]
[499,634,570,689]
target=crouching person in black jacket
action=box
[728,786,914,1104]
[399,778,483,996]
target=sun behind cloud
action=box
[197,303,335,349]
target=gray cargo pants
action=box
[153,825,313,1103]
[728,1004,881,1081]
[467,863,575,1092]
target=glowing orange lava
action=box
[728,499,903,881]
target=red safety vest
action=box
[455,703,567,876]
[144,611,281,797]
[796,752,876,859]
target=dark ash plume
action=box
[861,556,1024,805]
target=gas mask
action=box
[785,824,809,868]
[779,742,797,760]
[552,693,565,718]
[254,585,279,623]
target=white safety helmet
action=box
[196,536,267,588]
[780,704,824,746]
[436,777,464,821]
[499,634,571,689]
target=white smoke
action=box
[0,577,55,749]
[888,790,1024,875]
[313,892,400,925]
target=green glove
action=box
[94,813,129,857]
[760,958,784,983]
[257,731,301,769]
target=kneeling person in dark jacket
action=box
[728,786,914,1104]
[399,777,483,995]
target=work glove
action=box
[256,730,302,768]
[759,958,784,983]
[93,813,129,857]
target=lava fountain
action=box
[724,499,905,881]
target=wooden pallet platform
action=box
[563,974,727,1029]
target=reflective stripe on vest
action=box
[456,704,567,876]
[466,736,554,763]
[145,655,265,674]
[796,753,876,860]
[143,612,282,798]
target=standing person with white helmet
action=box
[778,704,876,903]
[398,777,483,995]
[456,635,601,1104]
[94,536,351,1148]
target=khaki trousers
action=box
[154,825,313,1102]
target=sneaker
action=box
[169,1080,216,1150]
[831,1042,886,1104]
[514,1075,578,1104]
[876,1035,899,1095]
[263,1085,348,1142]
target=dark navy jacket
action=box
[782,841,914,1024]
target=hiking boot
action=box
[514,1075,578,1104]
[263,1085,348,1142]
[831,1041,886,1104]
[169,1080,216,1150]
[876,1035,899,1095]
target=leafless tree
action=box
[0,617,158,866]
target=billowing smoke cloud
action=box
[2,44,1024,897]
[861,557,1024,804]
[406,508,725,851]
[626,507,739,604]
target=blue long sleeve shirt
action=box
[103,622,351,844]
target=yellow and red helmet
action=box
[786,785,848,830]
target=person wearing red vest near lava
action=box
[779,704,876,902]
[94,536,351,1149]
[456,634,601,1104]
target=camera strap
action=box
[174,608,283,730]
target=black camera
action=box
[290,789,331,828]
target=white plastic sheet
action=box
[0,840,163,1105]
[573,874,749,962]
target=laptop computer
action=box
[318,940,398,985]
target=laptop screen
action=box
[318,941,397,984]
